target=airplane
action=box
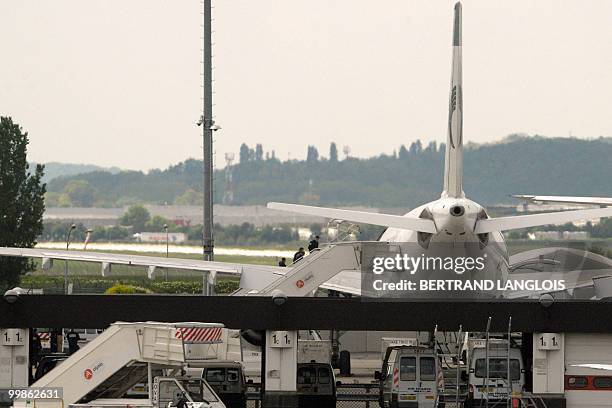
[0,2,611,300]
[266,2,612,298]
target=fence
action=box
[246,382,380,408]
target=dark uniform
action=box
[278,258,287,267]
[66,329,81,354]
[308,235,320,252]
[293,248,305,263]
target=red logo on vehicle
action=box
[296,280,305,288]
[84,369,93,380]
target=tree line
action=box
[45,135,612,208]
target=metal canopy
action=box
[2,295,612,332]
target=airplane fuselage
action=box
[378,196,510,298]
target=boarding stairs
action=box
[18,322,221,408]
[233,242,362,297]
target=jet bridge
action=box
[15,322,222,408]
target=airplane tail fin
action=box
[442,2,464,198]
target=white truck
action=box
[463,338,525,407]
[12,322,226,408]
[376,344,441,408]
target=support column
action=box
[532,333,564,394]
[0,328,29,405]
[262,330,298,408]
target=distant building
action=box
[530,231,589,240]
[134,232,187,243]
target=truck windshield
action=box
[474,359,520,380]
[400,357,416,381]
[206,368,225,382]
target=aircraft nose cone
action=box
[450,205,465,217]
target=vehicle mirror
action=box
[374,370,381,380]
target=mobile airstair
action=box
[233,242,362,297]
[16,322,223,408]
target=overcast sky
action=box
[1,1,611,171]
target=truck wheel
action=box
[339,350,351,376]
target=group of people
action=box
[278,235,320,267]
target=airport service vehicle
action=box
[463,339,524,407]
[376,345,441,408]
[185,361,247,408]
[296,362,337,408]
[13,322,226,408]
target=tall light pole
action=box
[199,0,221,296]
[201,0,215,264]
[64,223,76,294]
[163,224,169,281]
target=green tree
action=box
[63,180,96,207]
[306,145,319,163]
[145,215,170,232]
[255,144,264,161]
[174,188,202,205]
[329,142,338,162]
[120,205,150,231]
[0,117,46,290]
[239,143,250,163]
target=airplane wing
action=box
[0,246,365,297]
[514,195,612,207]
[504,247,612,299]
[474,207,612,234]
[267,202,437,233]
[0,246,281,278]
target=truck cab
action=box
[184,361,246,408]
[376,345,440,408]
[465,339,524,406]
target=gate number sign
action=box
[1,329,26,346]
[537,333,560,350]
[270,331,293,348]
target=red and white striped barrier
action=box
[175,326,223,344]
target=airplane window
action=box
[567,376,588,388]
[593,377,612,389]
[420,357,436,381]
[400,357,416,381]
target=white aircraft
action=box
[0,2,610,299]
[266,2,612,298]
